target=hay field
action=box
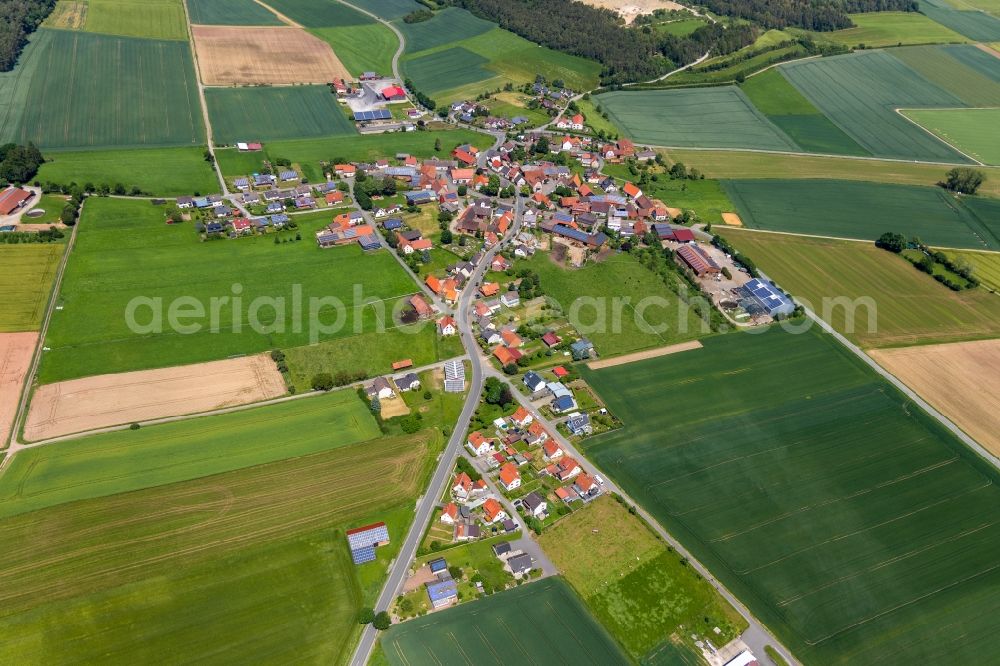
[6,30,204,150]
[538,496,744,661]
[1,389,379,517]
[0,244,63,333]
[0,333,37,447]
[579,326,1000,665]
[192,26,351,85]
[186,0,283,24]
[903,108,1000,165]
[0,432,436,664]
[596,87,798,151]
[870,339,1000,456]
[382,578,628,666]
[38,198,417,384]
[820,11,968,47]
[205,85,357,143]
[24,353,286,442]
[722,179,1000,249]
[780,51,971,162]
[721,229,1000,347]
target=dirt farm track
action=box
[869,339,1000,458]
[191,26,350,86]
[24,354,286,442]
[0,333,38,448]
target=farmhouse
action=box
[676,244,721,277]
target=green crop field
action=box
[742,69,869,155]
[0,245,64,333]
[312,21,398,77]
[819,11,968,47]
[402,25,600,103]
[660,148,1000,196]
[579,326,1000,665]
[946,250,1000,290]
[205,86,357,144]
[655,18,708,36]
[3,30,203,150]
[38,198,419,383]
[780,51,970,162]
[396,7,494,52]
[0,31,53,144]
[381,578,628,665]
[185,0,284,24]
[918,0,1000,41]
[349,0,422,20]
[216,128,485,181]
[520,252,708,358]
[263,0,373,26]
[36,147,220,196]
[403,47,494,95]
[722,230,1000,347]
[84,0,188,41]
[539,497,745,662]
[891,45,1000,107]
[722,179,1000,249]
[0,390,379,516]
[942,0,1000,14]
[903,108,1000,165]
[0,430,440,665]
[597,87,798,151]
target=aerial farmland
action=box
[0,0,999,663]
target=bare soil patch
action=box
[379,395,411,419]
[45,1,88,29]
[0,332,38,448]
[24,354,286,442]
[580,0,687,23]
[587,340,703,369]
[721,212,743,226]
[192,26,350,86]
[869,339,1000,457]
[666,206,683,218]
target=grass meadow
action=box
[0,245,64,332]
[596,87,798,151]
[205,86,357,144]
[185,0,284,24]
[817,11,968,47]
[313,22,398,77]
[722,230,1000,347]
[36,146,220,196]
[538,497,745,662]
[779,51,972,163]
[579,326,1000,665]
[741,69,869,155]
[0,390,379,518]
[521,252,708,358]
[722,179,1000,249]
[659,148,1000,196]
[3,30,204,150]
[83,0,189,41]
[0,430,442,665]
[216,128,484,181]
[903,108,1000,165]
[603,163,736,223]
[38,198,419,383]
[396,7,494,53]
[381,578,627,665]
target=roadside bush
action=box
[358,608,375,624]
[373,611,391,630]
[311,373,334,391]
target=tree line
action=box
[453,0,755,84]
[0,0,56,72]
[697,0,917,31]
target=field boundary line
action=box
[652,143,980,167]
[587,340,703,369]
[180,0,227,194]
[895,107,986,166]
[718,226,999,253]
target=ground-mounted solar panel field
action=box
[579,327,1000,665]
[597,87,799,151]
[186,0,284,24]
[380,578,629,665]
[722,179,1000,249]
[38,198,419,383]
[205,86,357,144]
[0,29,204,150]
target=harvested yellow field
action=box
[870,339,1000,457]
[721,212,743,226]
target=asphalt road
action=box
[349,198,524,666]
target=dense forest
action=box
[0,0,56,72]
[700,0,917,31]
[455,0,755,83]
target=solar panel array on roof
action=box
[353,109,392,122]
[346,522,389,565]
[351,545,377,565]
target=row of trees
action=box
[0,0,56,72]
[698,0,916,31]
[0,142,44,184]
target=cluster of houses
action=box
[449,100,529,130]
[364,370,422,403]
